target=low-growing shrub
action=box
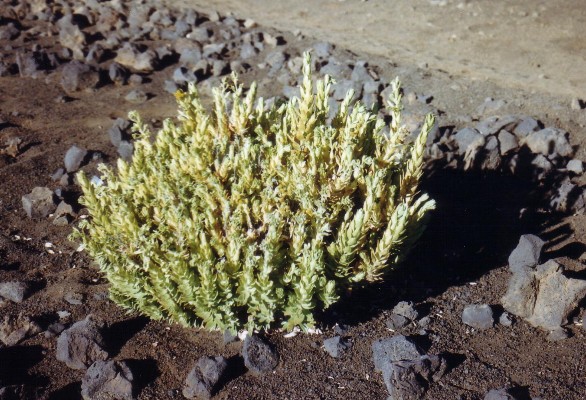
[73,53,435,332]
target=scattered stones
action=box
[502,259,586,334]
[56,315,110,370]
[61,61,100,92]
[387,301,419,330]
[81,360,134,400]
[242,335,279,374]
[382,355,447,400]
[0,281,30,303]
[64,145,89,172]
[513,117,541,137]
[57,14,86,59]
[371,335,423,372]
[124,89,148,104]
[0,313,42,345]
[462,304,494,330]
[117,141,134,161]
[508,234,544,273]
[22,186,56,219]
[476,97,506,115]
[183,356,229,399]
[323,336,352,358]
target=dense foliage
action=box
[74,53,435,331]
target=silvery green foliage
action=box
[73,53,435,332]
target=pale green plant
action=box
[73,53,435,332]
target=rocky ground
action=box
[0,1,585,399]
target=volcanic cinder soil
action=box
[0,1,585,399]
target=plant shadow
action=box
[323,166,573,326]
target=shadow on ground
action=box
[323,166,577,326]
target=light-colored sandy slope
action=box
[169,0,586,100]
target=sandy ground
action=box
[173,0,586,99]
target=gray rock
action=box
[550,178,581,213]
[485,388,517,400]
[188,27,211,42]
[476,115,519,136]
[320,59,351,78]
[265,50,286,74]
[351,61,375,84]
[453,127,484,156]
[0,313,42,345]
[81,360,134,400]
[372,335,423,372]
[566,159,583,174]
[323,336,352,358]
[64,291,85,305]
[0,23,20,40]
[128,74,144,85]
[382,355,447,400]
[527,260,586,330]
[222,330,238,345]
[172,67,196,84]
[240,43,258,60]
[182,356,228,399]
[108,62,129,85]
[211,60,229,77]
[15,51,53,78]
[0,281,30,303]
[85,43,106,65]
[118,141,134,161]
[513,117,541,138]
[386,314,409,330]
[22,187,56,219]
[393,301,419,321]
[312,42,333,58]
[523,127,573,158]
[242,335,279,374]
[499,312,513,327]
[333,79,361,101]
[108,118,132,148]
[57,14,86,60]
[508,234,544,273]
[479,136,501,170]
[531,154,554,179]
[64,145,88,172]
[115,43,157,72]
[462,304,494,330]
[502,260,586,332]
[56,315,109,370]
[498,130,519,155]
[179,47,203,67]
[203,43,227,59]
[124,89,148,104]
[164,80,179,94]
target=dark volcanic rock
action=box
[242,335,279,374]
[56,315,109,370]
[508,234,544,273]
[183,356,229,399]
[0,281,30,303]
[382,355,447,400]
[462,304,494,330]
[61,61,100,93]
[81,360,134,400]
[372,335,423,372]
[323,336,352,358]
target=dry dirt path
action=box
[171,0,586,100]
